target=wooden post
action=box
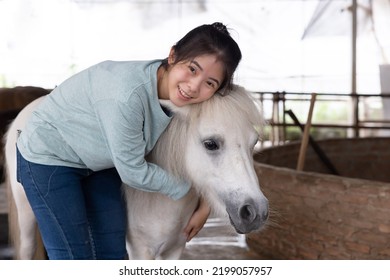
[286,109,339,175]
[297,93,317,171]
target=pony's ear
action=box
[159,99,191,119]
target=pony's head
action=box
[157,85,268,234]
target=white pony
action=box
[4,85,269,260]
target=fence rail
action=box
[252,91,390,145]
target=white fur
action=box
[4,97,44,259]
[4,85,268,260]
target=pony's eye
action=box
[203,139,219,151]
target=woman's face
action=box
[159,52,225,107]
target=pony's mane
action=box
[148,85,263,183]
[189,85,263,131]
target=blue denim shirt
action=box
[17,60,190,200]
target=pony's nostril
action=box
[239,205,256,223]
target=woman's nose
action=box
[188,77,202,96]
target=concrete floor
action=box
[181,217,266,260]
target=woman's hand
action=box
[183,196,211,242]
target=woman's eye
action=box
[189,66,196,74]
[206,81,216,88]
[203,139,219,151]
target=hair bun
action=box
[211,22,229,35]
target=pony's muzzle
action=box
[227,198,269,234]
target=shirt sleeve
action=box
[93,94,190,200]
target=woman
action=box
[16,22,242,259]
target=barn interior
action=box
[1,0,390,261]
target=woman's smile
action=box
[177,86,193,101]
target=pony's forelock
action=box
[191,85,264,133]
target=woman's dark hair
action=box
[162,22,242,94]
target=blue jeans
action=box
[16,148,127,260]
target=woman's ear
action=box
[168,47,175,64]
